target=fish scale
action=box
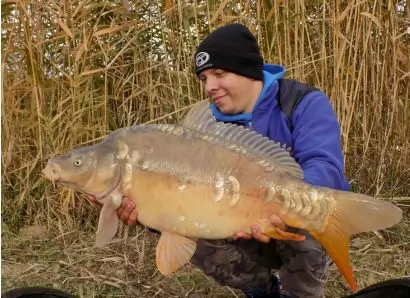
[263,183,334,231]
[42,100,403,294]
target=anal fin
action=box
[156,231,197,276]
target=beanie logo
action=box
[195,52,210,67]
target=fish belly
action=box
[125,170,280,239]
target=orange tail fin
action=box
[311,190,402,293]
[311,221,357,292]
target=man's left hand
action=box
[233,215,287,243]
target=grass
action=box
[2,208,409,297]
[1,223,244,298]
[1,0,409,297]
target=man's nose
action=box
[204,76,218,94]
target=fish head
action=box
[42,142,120,198]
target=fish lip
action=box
[49,178,84,193]
[41,159,62,181]
[50,176,119,199]
[41,167,60,188]
[54,179,75,188]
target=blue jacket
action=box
[210,64,350,191]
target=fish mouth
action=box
[41,161,61,188]
[41,168,78,191]
[53,179,79,189]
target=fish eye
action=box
[73,158,82,166]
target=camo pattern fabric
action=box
[190,228,332,298]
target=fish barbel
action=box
[42,100,402,293]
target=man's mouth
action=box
[212,94,227,103]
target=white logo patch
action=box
[196,51,210,67]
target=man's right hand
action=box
[116,196,138,225]
[88,195,138,226]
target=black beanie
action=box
[194,23,264,81]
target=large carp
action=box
[42,100,402,293]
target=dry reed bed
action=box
[1,0,409,296]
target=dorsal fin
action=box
[180,100,215,130]
[179,100,304,180]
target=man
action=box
[114,23,351,297]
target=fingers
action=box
[117,197,138,226]
[248,216,287,243]
[270,215,287,231]
[88,195,97,202]
[234,232,253,240]
[119,199,135,222]
[250,225,270,243]
[116,196,131,217]
[116,200,126,217]
[233,227,270,243]
[88,195,138,226]
[233,217,287,244]
[127,206,138,225]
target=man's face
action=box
[198,69,257,114]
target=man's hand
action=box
[88,195,97,203]
[233,215,287,243]
[116,196,138,225]
[87,195,138,226]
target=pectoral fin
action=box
[94,196,120,247]
[156,231,197,275]
[263,228,306,241]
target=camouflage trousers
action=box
[190,228,332,298]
